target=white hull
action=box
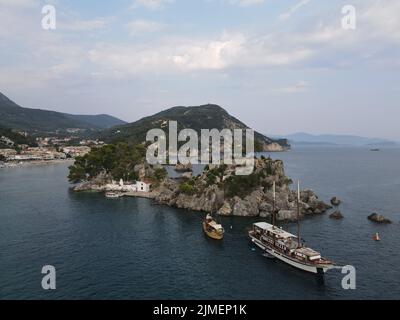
[251,237,331,274]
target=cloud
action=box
[231,0,265,7]
[0,0,38,8]
[130,0,175,10]
[279,0,311,20]
[210,0,265,7]
[362,0,400,42]
[61,18,111,31]
[272,81,311,94]
[3,0,400,91]
[87,31,316,76]
[126,20,165,36]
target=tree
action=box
[67,143,147,183]
[154,167,168,181]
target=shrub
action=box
[179,182,198,195]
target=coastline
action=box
[0,159,75,169]
[71,157,333,221]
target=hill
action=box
[102,104,289,152]
[0,92,126,135]
[63,114,126,129]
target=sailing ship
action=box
[203,213,224,240]
[249,181,335,274]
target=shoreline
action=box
[0,159,75,169]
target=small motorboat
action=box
[203,214,224,240]
[105,192,122,199]
[373,233,381,241]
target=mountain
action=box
[0,92,126,134]
[64,114,126,129]
[102,104,290,152]
[274,132,398,146]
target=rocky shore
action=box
[154,182,331,221]
[72,157,333,221]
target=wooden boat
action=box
[203,214,224,240]
[249,181,335,274]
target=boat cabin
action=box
[294,247,321,261]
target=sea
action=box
[0,146,399,299]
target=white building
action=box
[105,180,151,193]
[136,181,150,192]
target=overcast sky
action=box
[1,0,399,139]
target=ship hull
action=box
[203,222,224,240]
[250,236,331,274]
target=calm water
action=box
[0,147,399,300]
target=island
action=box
[68,142,332,221]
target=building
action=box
[2,147,67,162]
[105,179,151,193]
[0,149,17,160]
[136,181,150,192]
[0,136,14,147]
[62,146,91,158]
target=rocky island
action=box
[69,143,332,221]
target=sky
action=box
[0,0,400,140]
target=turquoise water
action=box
[0,147,399,299]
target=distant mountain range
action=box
[0,92,126,135]
[272,132,398,147]
[101,104,290,152]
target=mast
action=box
[297,180,301,248]
[272,181,276,229]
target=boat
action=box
[370,149,380,152]
[203,214,224,240]
[249,181,335,274]
[373,233,381,241]
[105,192,122,199]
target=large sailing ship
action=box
[249,181,335,274]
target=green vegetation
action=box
[219,157,289,198]
[205,164,227,186]
[154,167,168,181]
[0,127,37,149]
[68,142,146,183]
[179,178,198,195]
[224,174,260,198]
[177,157,289,199]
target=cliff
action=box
[153,157,331,221]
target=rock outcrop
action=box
[331,197,341,206]
[175,163,193,172]
[152,158,331,220]
[367,213,392,224]
[73,157,331,221]
[330,210,344,219]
